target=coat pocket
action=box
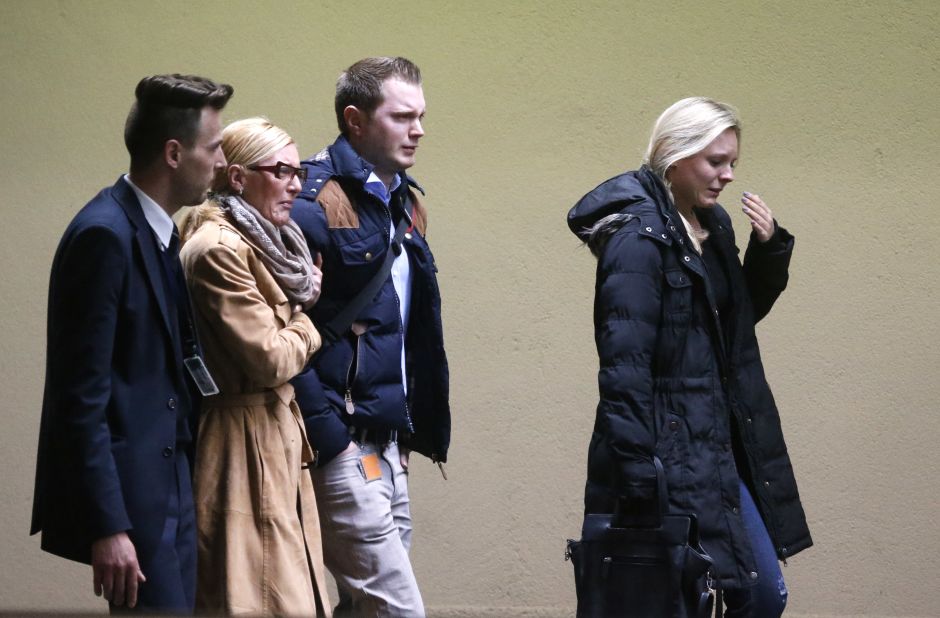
[334,229,386,267]
[343,328,364,415]
[663,268,693,318]
[654,409,689,495]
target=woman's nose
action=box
[287,173,302,194]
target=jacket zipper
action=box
[384,196,415,435]
[701,231,789,563]
[344,334,361,414]
[601,556,663,578]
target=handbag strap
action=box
[652,455,668,522]
[611,455,670,528]
[320,191,412,344]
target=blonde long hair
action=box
[643,97,741,252]
[643,97,741,182]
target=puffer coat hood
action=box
[568,167,674,256]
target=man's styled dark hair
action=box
[335,57,422,134]
[124,74,234,170]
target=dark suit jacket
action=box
[31,176,197,565]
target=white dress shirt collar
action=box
[123,174,174,250]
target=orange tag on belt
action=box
[360,453,382,482]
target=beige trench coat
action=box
[180,207,331,616]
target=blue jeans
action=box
[722,480,788,617]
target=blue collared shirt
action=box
[363,171,412,395]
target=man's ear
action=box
[344,105,366,137]
[164,139,182,170]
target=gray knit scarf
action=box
[215,194,318,310]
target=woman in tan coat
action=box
[180,117,330,616]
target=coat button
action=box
[683,256,691,262]
[661,233,667,239]
[668,420,679,431]
[405,232,413,240]
[167,398,176,410]
[364,252,373,261]
[749,571,759,580]
[746,418,753,424]
[645,227,653,232]
[732,506,739,514]
[764,481,771,487]
[162,446,174,458]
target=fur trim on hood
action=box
[567,167,672,257]
[178,202,226,245]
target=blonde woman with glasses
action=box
[180,117,330,616]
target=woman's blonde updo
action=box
[211,117,294,194]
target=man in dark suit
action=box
[31,74,233,613]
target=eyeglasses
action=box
[248,161,308,183]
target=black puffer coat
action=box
[567,167,811,588]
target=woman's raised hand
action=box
[741,191,775,243]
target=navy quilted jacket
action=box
[290,136,450,466]
[567,167,811,588]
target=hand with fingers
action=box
[741,191,776,243]
[91,531,146,608]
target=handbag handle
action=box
[652,455,668,520]
[612,455,669,528]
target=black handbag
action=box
[566,457,716,618]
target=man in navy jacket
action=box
[291,57,450,617]
[31,74,232,613]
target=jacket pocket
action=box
[335,229,386,267]
[654,409,688,496]
[663,269,693,318]
[343,327,364,415]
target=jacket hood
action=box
[567,166,671,233]
[567,166,673,255]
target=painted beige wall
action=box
[2,1,937,615]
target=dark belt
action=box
[350,426,399,446]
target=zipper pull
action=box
[602,556,612,579]
[431,454,448,480]
[344,389,354,415]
